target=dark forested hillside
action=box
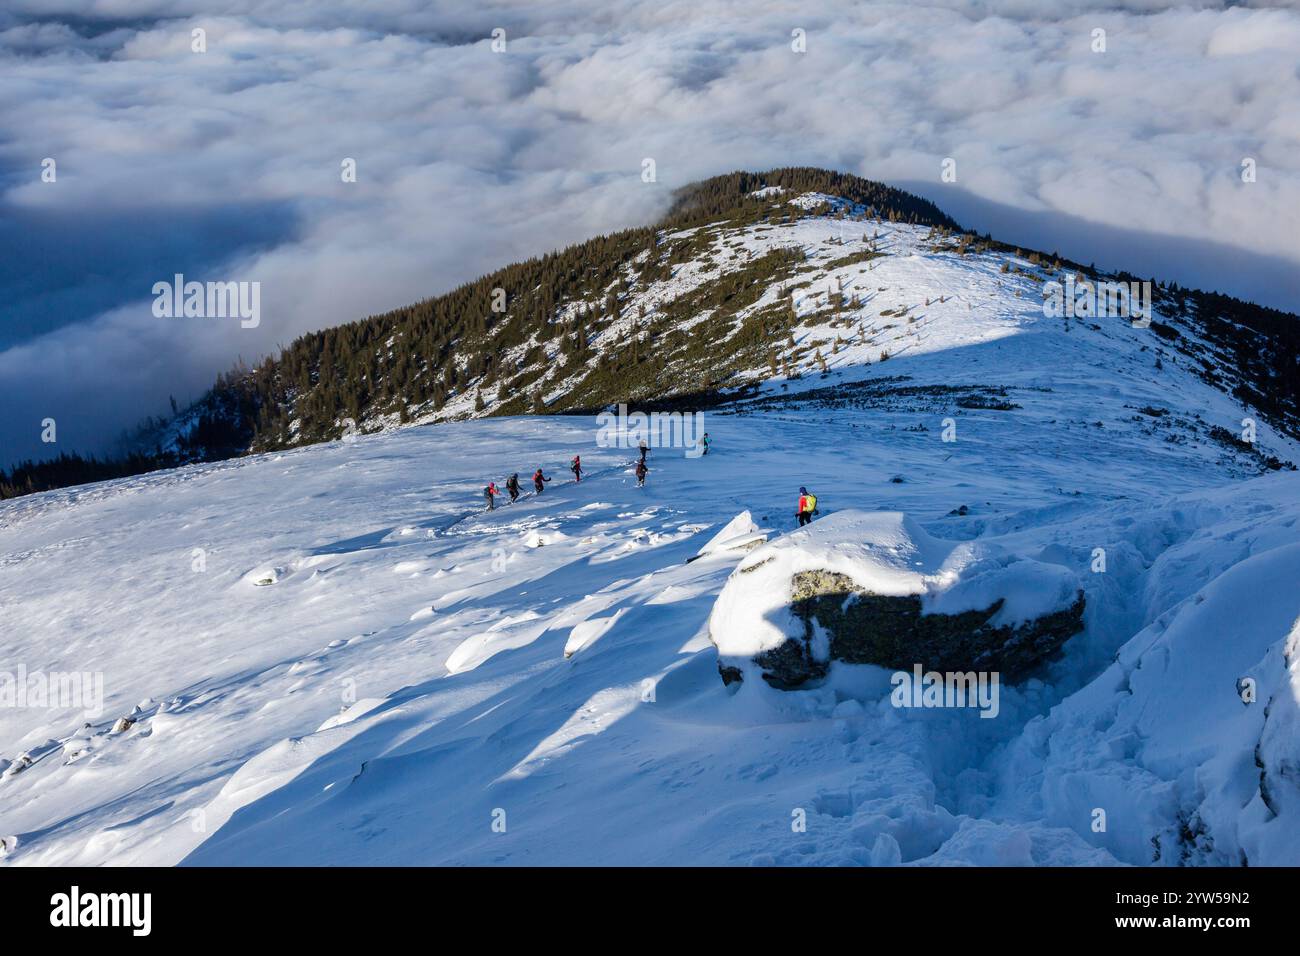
[233,167,965,453]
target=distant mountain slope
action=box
[4,167,1297,499]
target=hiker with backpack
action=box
[533,468,551,494]
[796,486,818,527]
[484,481,500,511]
[635,459,649,488]
[570,455,583,483]
[506,473,521,503]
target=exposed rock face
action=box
[747,570,1085,689]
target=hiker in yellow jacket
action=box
[796,486,818,527]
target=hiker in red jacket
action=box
[570,455,582,483]
[533,468,551,494]
[796,486,818,527]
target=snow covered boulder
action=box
[689,510,769,562]
[243,565,284,587]
[708,511,1084,689]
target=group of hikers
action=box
[483,439,657,511]
[483,467,553,510]
[478,430,815,527]
[482,453,590,511]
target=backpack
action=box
[805,493,817,512]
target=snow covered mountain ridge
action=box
[2,168,1299,868]
[248,169,1300,454]
[6,168,1297,500]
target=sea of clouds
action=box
[2,0,1297,466]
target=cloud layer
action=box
[3,1,1298,466]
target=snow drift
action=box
[691,510,768,561]
[998,540,1300,866]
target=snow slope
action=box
[2,196,1299,867]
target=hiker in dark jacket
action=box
[533,468,551,494]
[570,455,582,483]
[634,459,649,487]
[506,473,521,503]
[484,481,500,511]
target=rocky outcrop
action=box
[707,510,1087,690]
[748,569,1085,689]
